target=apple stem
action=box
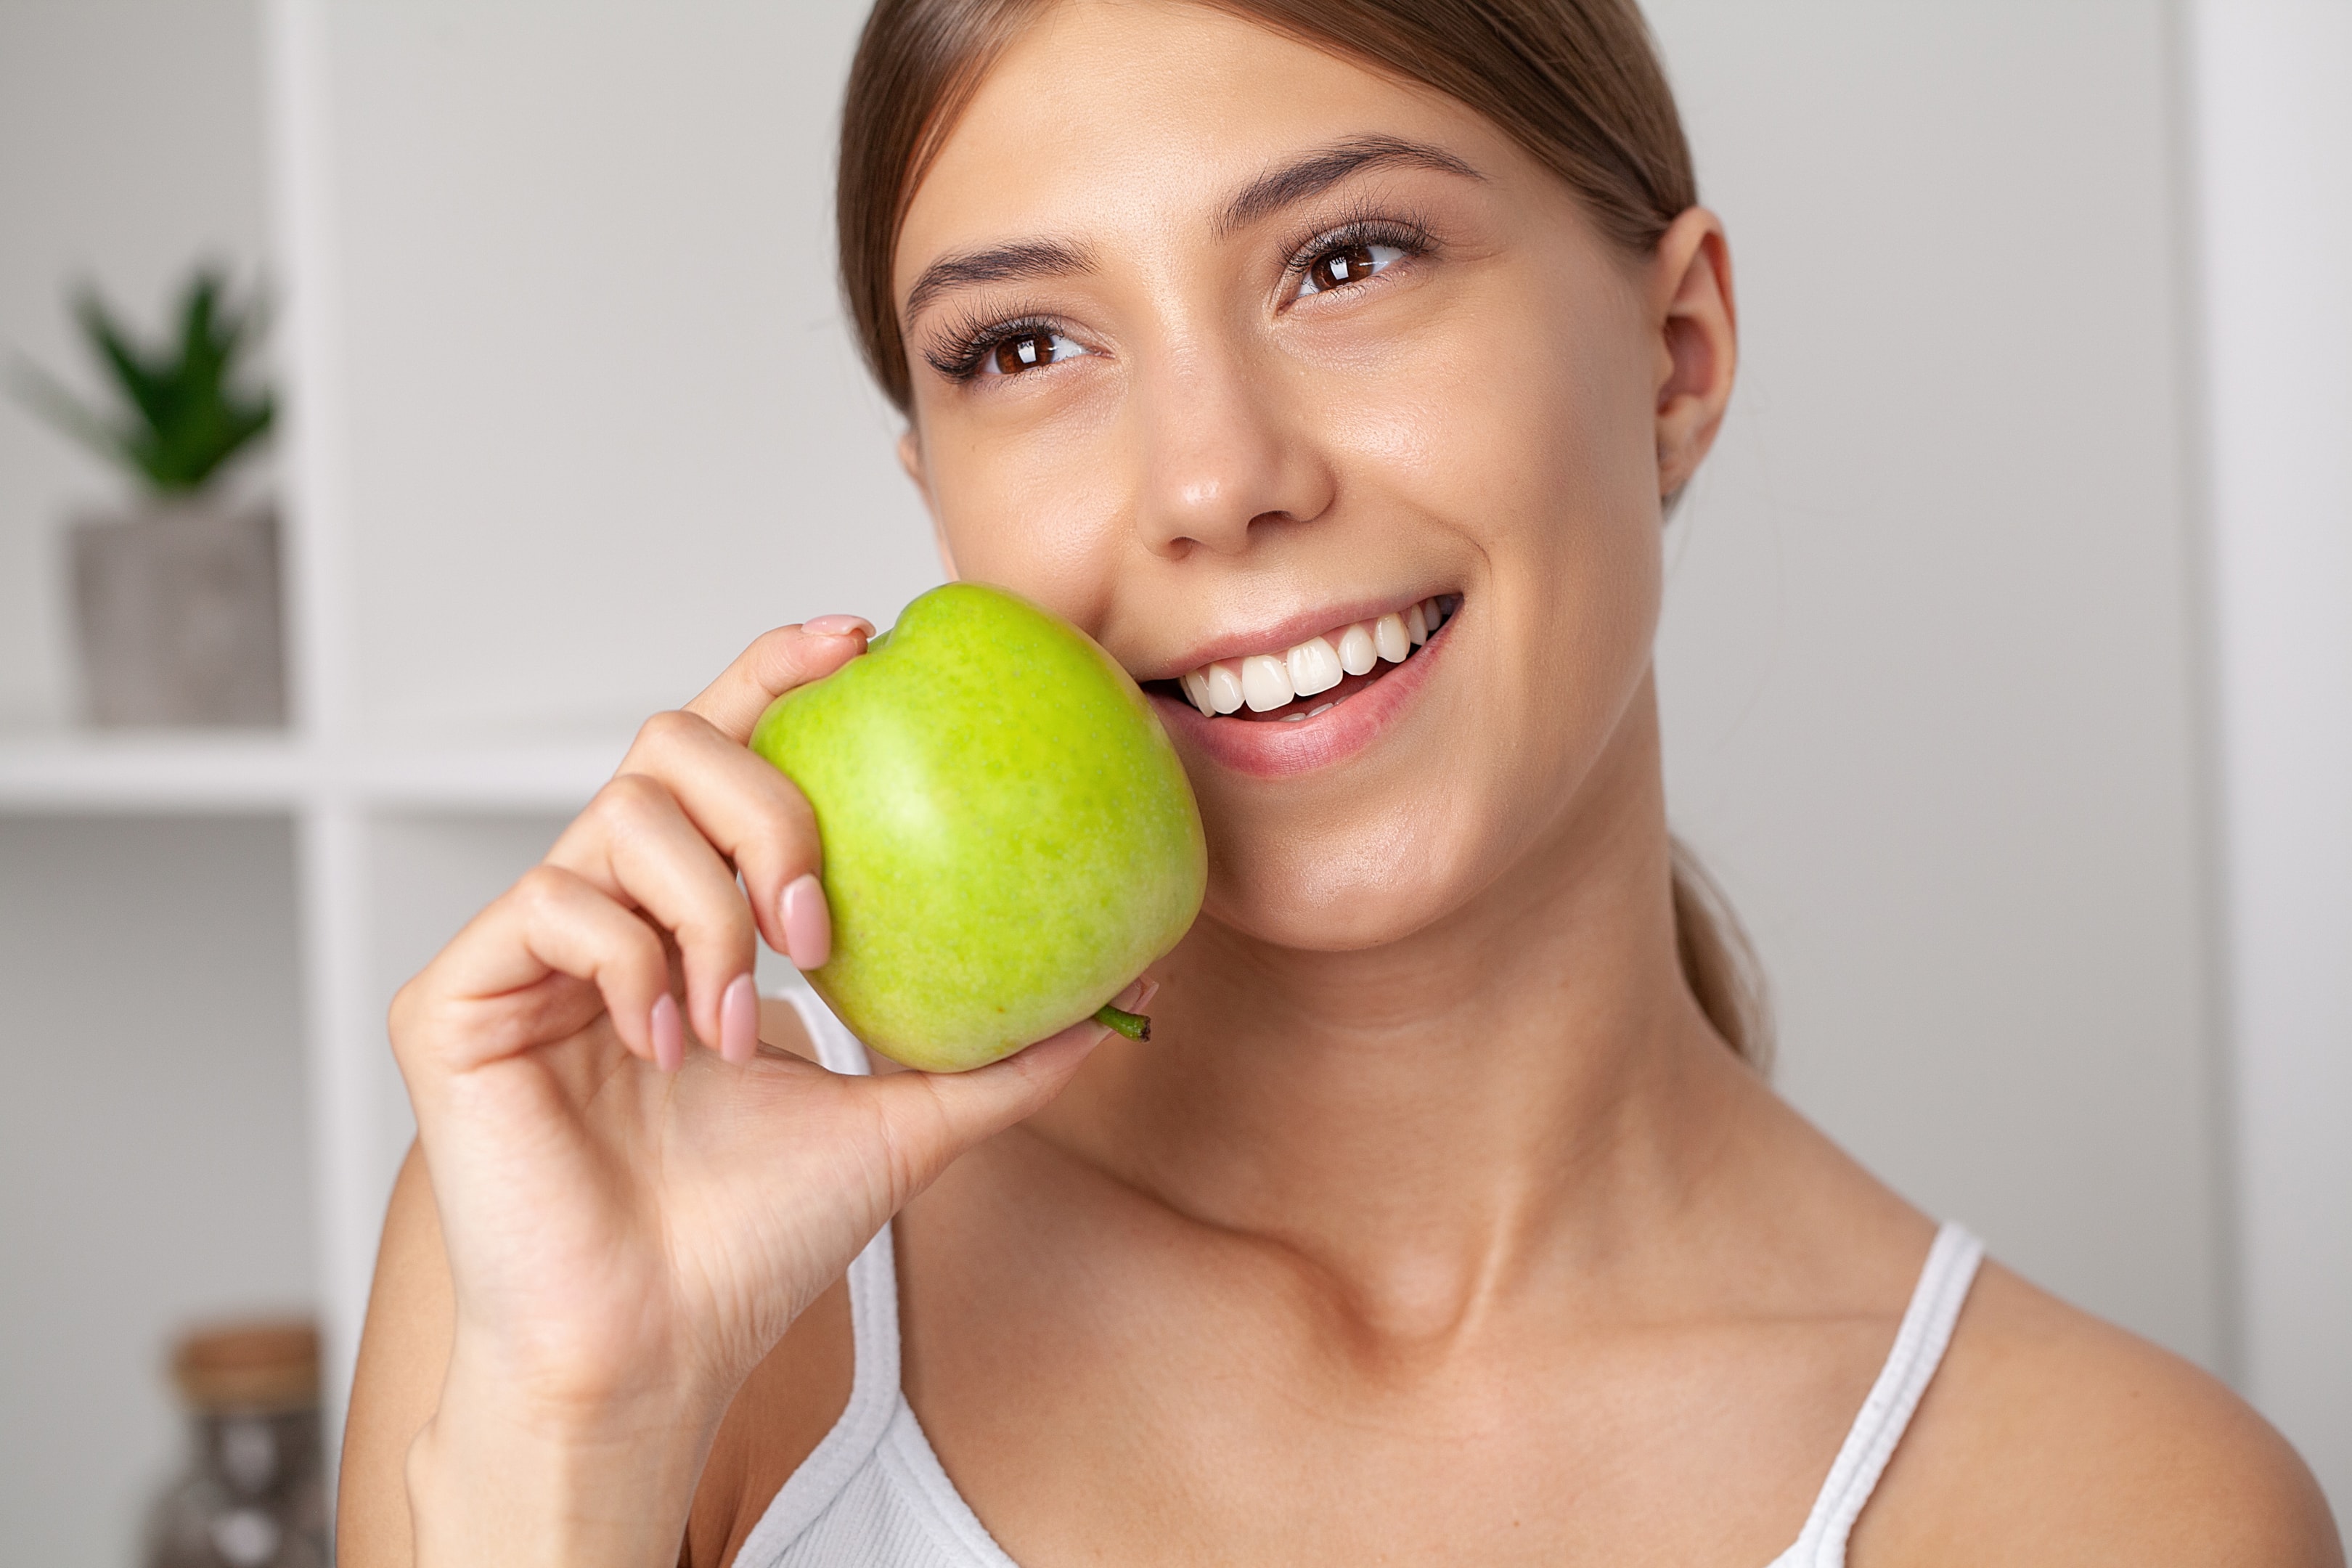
[1093,1003,1151,1042]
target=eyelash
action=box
[924,311,1067,382]
[1280,209,1438,298]
[925,207,1441,383]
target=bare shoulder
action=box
[1858,1258,2343,1567]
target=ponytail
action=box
[1669,838,1772,1070]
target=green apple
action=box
[748,583,1206,1071]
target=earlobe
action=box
[1651,208,1739,502]
[897,428,960,580]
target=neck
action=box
[1029,682,1747,1340]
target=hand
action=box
[388,618,1122,1567]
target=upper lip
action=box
[1131,592,1455,682]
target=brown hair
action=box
[835,0,1771,1067]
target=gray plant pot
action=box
[70,499,287,727]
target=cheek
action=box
[1448,281,1667,764]
[1304,270,1667,746]
[921,396,1132,624]
[1307,256,1662,577]
[1195,272,1667,946]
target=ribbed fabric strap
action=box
[1768,1222,1985,1567]
[732,989,910,1566]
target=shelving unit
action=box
[0,730,623,812]
[5,0,928,1509]
[0,725,626,1462]
[0,0,642,1466]
[19,0,934,1486]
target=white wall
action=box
[311,1,941,743]
[2190,0,2352,1511]
[0,0,273,728]
[1649,0,2225,1368]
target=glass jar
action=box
[144,1320,330,1568]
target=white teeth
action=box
[1286,635,1342,697]
[1240,653,1294,711]
[1180,599,1453,716]
[1306,702,1335,717]
[1204,661,1245,714]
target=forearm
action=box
[405,1374,721,1568]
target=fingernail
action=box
[1129,977,1161,1011]
[803,614,874,638]
[781,873,832,970]
[720,973,759,1065]
[650,992,685,1073]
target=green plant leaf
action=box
[10,264,275,496]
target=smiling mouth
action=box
[1145,596,1458,723]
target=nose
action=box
[1129,340,1334,558]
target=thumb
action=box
[859,1011,1116,1203]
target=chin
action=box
[1196,804,1487,953]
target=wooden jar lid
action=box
[170,1320,320,1413]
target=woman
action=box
[343,1,2341,1564]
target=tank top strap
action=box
[732,988,910,1563]
[785,984,873,1078]
[1768,1221,1985,1568]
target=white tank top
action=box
[744,989,1985,1568]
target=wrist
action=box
[407,1365,722,1568]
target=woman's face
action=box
[894,0,1725,953]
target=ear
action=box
[1650,206,1738,502]
[897,427,960,580]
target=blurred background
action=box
[0,0,2344,1559]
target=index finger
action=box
[686,618,875,741]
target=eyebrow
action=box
[903,238,1095,323]
[898,135,1482,324]
[1218,134,1483,236]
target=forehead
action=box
[895,0,1509,291]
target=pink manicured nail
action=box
[650,992,684,1073]
[1128,977,1161,1011]
[803,614,874,637]
[720,973,759,1065]
[781,873,832,970]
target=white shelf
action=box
[0,720,632,1479]
[0,731,629,814]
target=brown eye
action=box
[1297,238,1408,298]
[980,327,1088,377]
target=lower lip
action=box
[1148,615,1453,780]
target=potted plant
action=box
[12,266,284,727]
